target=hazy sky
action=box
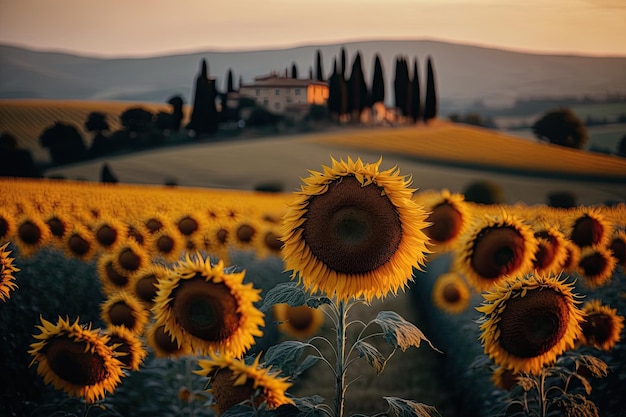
[1,0,625,57]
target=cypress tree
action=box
[371,54,385,105]
[423,56,438,123]
[316,49,324,81]
[410,58,421,123]
[226,68,234,93]
[348,51,368,121]
[187,59,218,136]
[291,62,298,79]
[394,56,409,117]
[340,47,347,80]
[328,58,340,121]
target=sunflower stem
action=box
[334,299,347,417]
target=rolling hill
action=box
[2,39,625,112]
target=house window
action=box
[295,89,301,96]
[275,89,280,96]
[274,102,281,110]
[263,99,269,106]
[256,88,260,96]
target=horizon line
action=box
[2,36,626,60]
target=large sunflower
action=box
[194,352,294,414]
[431,272,472,314]
[28,316,125,403]
[579,299,624,351]
[530,222,568,276]
[273,303,325,339]
[152,253,264,357]
[477,273,584,375]
[0,242,20,301]
[455,212,537,292]
[280,156,431,301]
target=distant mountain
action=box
[1,40,625,113]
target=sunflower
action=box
[0,206,17,242]
[14,211,52,257]
[28,316,125,403]
[273,303,325,339]
[431,272,471,314]
[128,263,169,306]
[92,216,128,251]
[97,254,132,295]
[415,189,472,253]
[194,351,294,414]
[1,242,20,301]
[144,322,191,358]
[103,325,147,371]
[43,210,74,248]
[112,240,150,278]
[567,207,611,249]
[477,273,584,375]
[152,253,264,357]
[608,229,626,269]
[579,299,624,351]
[100,292,150,334]
[281,156,431,301]
[577,246,617,288]
[149,224,185,262]
[491,366,520,391]
[63,224,97,261]
[561,238,582,274]
[530,223,568,276]
[455,212,537,292]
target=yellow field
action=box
[0,99,189,162]
[306,123,626,180]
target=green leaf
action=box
[384,397,442,417]
[260,282,306,312]
[373,311,439,352]
[306,296,331,308]
[293,354,320,379]
[354,340,388,375]
[263,340,311,378]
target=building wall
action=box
[240,80,328,114]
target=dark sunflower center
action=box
[581,312,612,345]
[533,239,556,270]
[211,369,257,413]
[286,306,315,330]
[0,217,8,238]
[172,276,240,342]
[442,283,461,303]
[237,224,256,243]
[579,252,607,278]
[145,218,163,233]
[108,302,136,329]
[45,338,108,386]
[156,235,174,253]
[108,335,132,367]
[68,234,90,255]
[19,220,41,244]
[571,215,602,248]
[96,225,117,247]
[127,226,145,244]
[217,228,228,244]
[303,175,402,274]
[178,217,198,236]
[118,248,141,271]
[154,325,179,353]
[106,261,128,287]
[264,231,283,251]
[424,202,463,243]
[498,288,569,358]
[471,226,524,279]
[135,273,158,303]
[46,217,65,237]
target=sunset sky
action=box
[0,0,624,57]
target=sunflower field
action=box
[1,155,625,417]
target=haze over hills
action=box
[1,39,625,113]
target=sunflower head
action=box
[416,189,471,252]
[273,303,325,339]
[112,240,149,277]
[63,224,97,261]
[568,208,611,249]
[152,253,264,357]
[104,325,147,371]
[0,242,20,301]
[580,299,624,351]
[145,322,191,358]
[14,211,52,257]
[431,272,471,314]
[530,223,568,275]
[477,273,585,375]
[456,212,538,292]
[149,224,185,262]
[491,366,520,391]
[577,246,617,288]
[195,352,294,414]
[128,263,169,306]
[93,216,128,251]
[100,291,149,334]
[281,156,431,301]
[608,229,626,269]
[0,207,17,242]
[28,316,125,403]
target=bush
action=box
[462,180,504,204]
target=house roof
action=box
[240,74,327,89]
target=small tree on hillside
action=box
[85,112,114,157]
[39,122,87,165]
[532,108,589,149]
[167,95,185,132]
[187,59,218,136]
[423,56,438,123]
